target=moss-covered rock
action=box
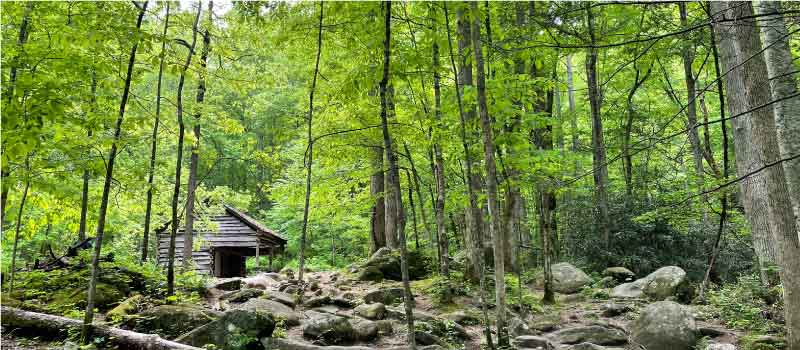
[126,304,218,339]
[362,248,430,281]
[106,294,145,321]
[175,309,275,349]
[51,283,124,312]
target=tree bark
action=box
[432,35,449,277]
[79,73,97,243]
[713,2,800,347]
[82,2,148,343]
[142,2,170,263]
[585,4,611,249]
[183,1,212,270]
[3,307,202,350]
[443,5,493,347]
[8,157,30,294]
[623,65,651,200]
[470,2,507,346]
[755,0,800,229]
[298,1,323,283]
[679,2,709,230]
[168,3,202,297]
[370,146,386,254]
[378,3,415,348]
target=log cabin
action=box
[157,205,286,277]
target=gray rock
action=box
[508,317,532,338]
[551,263,592,294]
[236,298,301,326]
[127,304,218,339]
[208,278,242,291]
[612,266,688,301]
[567,343,606,350]
[303,311,355,344]
[361,247,430,281]
[512,335,554,349]
[364,288,407,305]
[548,325,627,346]
[530,313,562,332]
[631,301,698,350]
[706,343,737,350]
[601,302,631,317]
[441,310,480,326]
[414,330,445,346]
[351,317,379,341]
[221,288,264,303]
[358,266,384,282]
[264,290,296,308]
[175,309,274,348]
[305,296,332,308]
[354,302,386,320]
[603,267,636,282]
[699,326,727,338]
[610,279,647,299]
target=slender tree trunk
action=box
[370,146,386,254]
[713,3,800,347]
[298,1,324,283]
[623,65,651,201]
[709,2,778,284]
[168,4,201,297]
[444,5,493,347]
[679,2,709,230]
[8,157,30,294]
[79,73,97,243]
[184,1,212,270]
[1,2,34,225]
[82,2,147,343]
[432,36,449,276]
[470,2,507,346]
[142,2,170,263]
[585,4,611,249]
[755,0,800,229]
[379,3,415,348]
[403,143,431,251]
[405,170,420,250]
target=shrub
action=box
[700,274,784,334]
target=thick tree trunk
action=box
[142,2,170,263]
[432,38,449,277]
[184,1,212,270]
[709,2,778,283]
[679,2,709,230]
[168,4,202,297]
[298,1,323,284]
[370,147,386,254]
[82,2,148,343]
[470,2,507,346]
[755,0,800,229]
[378,3,415,348]
[585,5,611,249]
[713,2,800,347]
[3,307,201,350]
[443,5,493,347]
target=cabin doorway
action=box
[213,250,245,277]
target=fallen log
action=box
[261,338,444,350]
[1,306,202,350]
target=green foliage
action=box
[700,275,784,334]
[505,274,543,314]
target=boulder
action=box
[264,290,296,308]
[106,294,144,320]
[243,273,280,289]
[441,310,480,326]
[127,304,218,339]
[364,288,407,305]
[208,278,242,291]
[530,313,562,332]
[354,302,386,320]
[706,344,737,350]
[551,263,592,294]
[508,317,532,338]
[512,335,554,349]
[351,317,379,341]
[221,288,264,303]
[303,311,355,344]
[611,266,689,301]
[305,296,332,308]
[414,330,446,347]
[603,267,636,282]
[600,302,631,317]
[631,301,698,350]
[361,248,430,281]
[236,298,301,326]
[175,309,275,348]
[548,325,627,346]
[331,296,356,308]
[52,283,125,312]
[567,344,611,350]
[358,266,384,282]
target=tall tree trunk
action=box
[79,73,97,243]
[623,65,651,201]
[1,2,34,225]
[142,2,170,263]
[679,2,709,230]
[470,2,507,346]
[405,170,420,250]
[709,2,778,284]
[755,0,800,229]
[8,156,30,294]
[184,1,212,270]
[713,2,800,347]
[168,3,201,297]
[443,5,493,347]
[82,2,148,343]
[585,4,611,249]
[403,142,431,251]
[298,1,323,283]
[370,147,386,254]
[432,36,449,277]
[378,3,415,348]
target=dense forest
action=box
[1,1,799,350]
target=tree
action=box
[82,1,148,342]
